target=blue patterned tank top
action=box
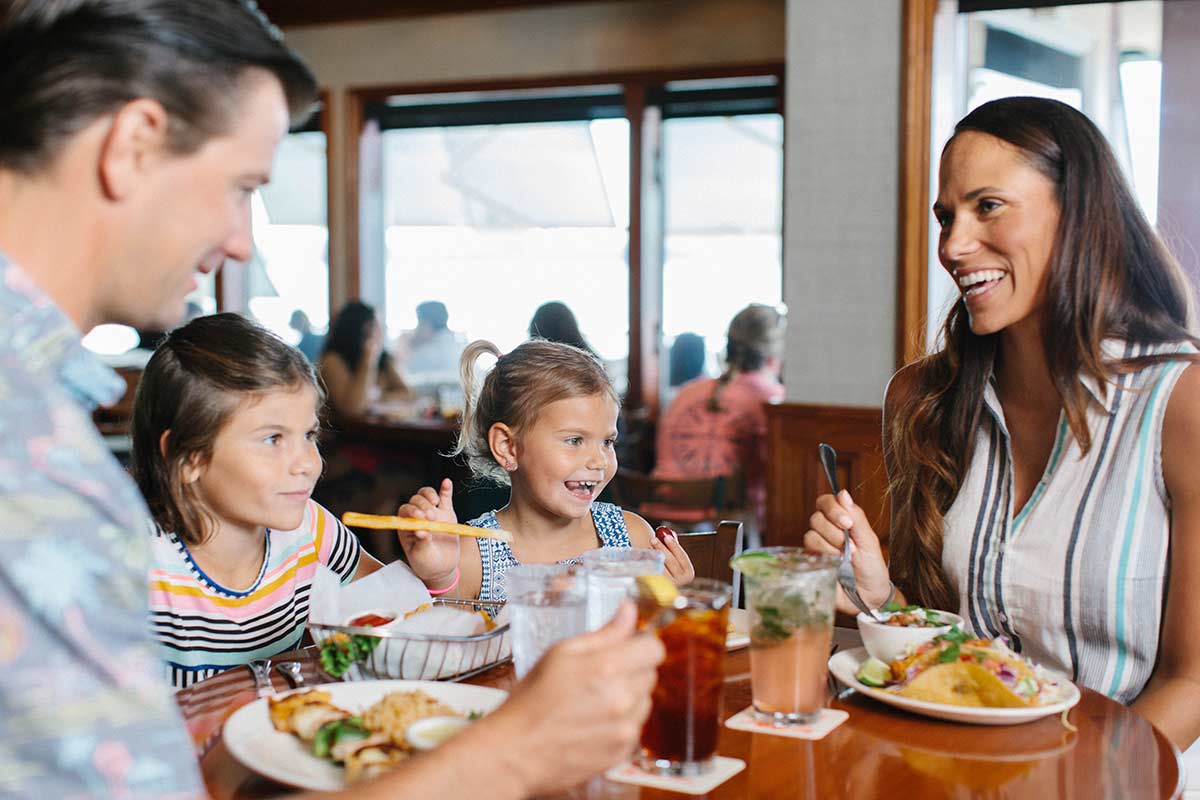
[471,501,632,601]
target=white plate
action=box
[828,647,1080,726]
[223,680,509,791]
[726,607,750,650]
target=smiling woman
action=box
[933,130,1061,338]
[804,96,1200,755]
[130,313,384,688]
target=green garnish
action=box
[925,610,941,624]
[935,625,968,645]
[312,717,369,759]
[729,551,780,581]
[467,710,484,721]
[856,657,891,687]
[753,605,793,641]
[938,642,961,663]
[318,634,381,677]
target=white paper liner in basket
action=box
[308,562,510,681]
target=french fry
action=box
[341,512,514,543]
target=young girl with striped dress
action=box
[132,313,386,688]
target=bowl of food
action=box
[857,605,963,664]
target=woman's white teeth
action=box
[957,269,1004,296]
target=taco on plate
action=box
[887,630,1050,707]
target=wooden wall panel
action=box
[896,0,937,367]
[765,403,887,550]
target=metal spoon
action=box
[818,443,881,621]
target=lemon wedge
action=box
[636,574,680,607]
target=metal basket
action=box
[309,598,510,683]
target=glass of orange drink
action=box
[732,548,839,725]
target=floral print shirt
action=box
[0,253,204,798]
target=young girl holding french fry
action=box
[398,339,695,601]
[131,314,388,688]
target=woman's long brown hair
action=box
[889,96,1199,611]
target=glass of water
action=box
[581,548,666,631]
[505,564,588,679]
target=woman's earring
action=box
[505,460,517,471]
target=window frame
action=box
[344,64,784,412]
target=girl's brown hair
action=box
[889,96,1199,611]
[131,312,322,545]
[454,338,619,484]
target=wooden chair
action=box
[674,520,744,607]
[613,468,747,528]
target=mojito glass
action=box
[581,548,665,631]
[733,548,838,725]
[637,578,731,776]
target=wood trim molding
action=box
[259,0,628,29]
[897,0,937,368]
[765,403,887,550]
[342,91,365,305]
[347,63,784,105]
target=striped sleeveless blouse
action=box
[148,500,361,689]
[471,501,632,601]
[942,340,1195,704]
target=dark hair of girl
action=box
[131,312,322,545]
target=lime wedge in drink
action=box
[856,657,891,687]
[729,550,779,581]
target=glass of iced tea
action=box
[636,578,732,776]
[732,548,839,725]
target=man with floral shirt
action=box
[0,2,660,798]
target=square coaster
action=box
[724,706,848,739]
[605,756,746,795]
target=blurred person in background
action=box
[289,307,324,362]
[393,300,466,388]
[654,304,786,538]
[664,331,707,405]
[319,300,409,420]
[529,300,597,356]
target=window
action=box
[381,116,630,387]
[252,128,330,350]
[661,112,784,390]
[358,75,783,405]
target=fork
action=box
[818,443,881,621]
[248,658,275,698]
[275,661,306,690]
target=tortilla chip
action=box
[896,662,1031,707]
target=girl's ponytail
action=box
[452,339,505,484]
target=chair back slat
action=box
[675,520,743,606]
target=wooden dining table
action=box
[184,640,1183,799]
